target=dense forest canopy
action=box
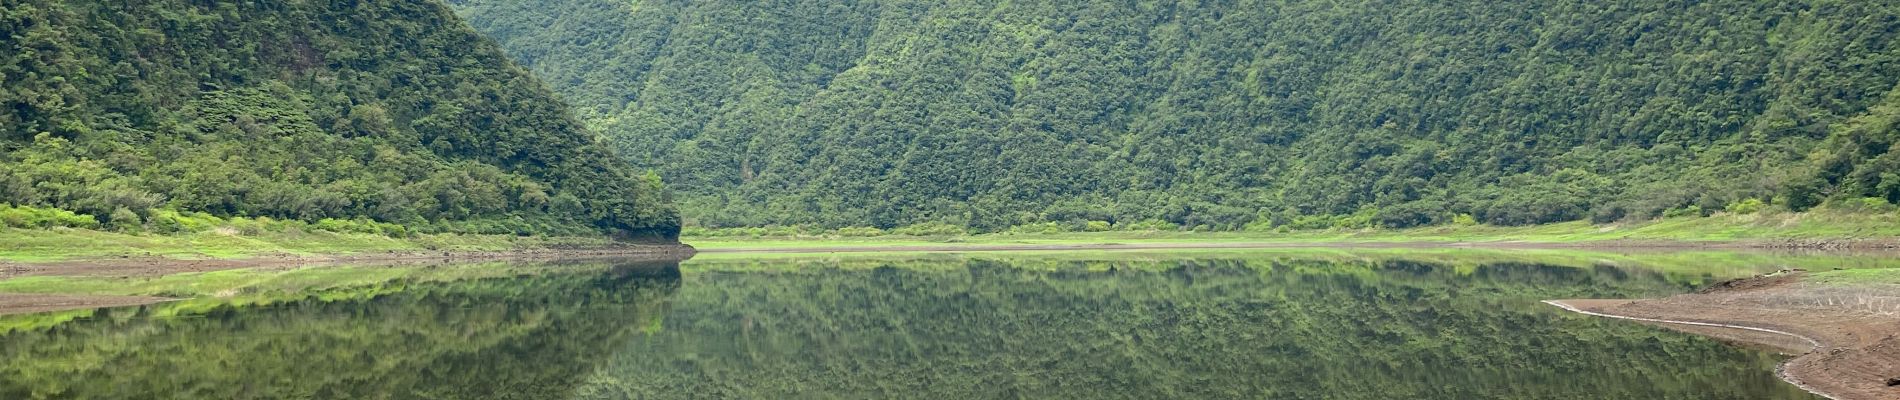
[0,0,679,239]
[452,0,1900,232]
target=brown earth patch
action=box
[0,293,174,316]
[1552,271,1900,400]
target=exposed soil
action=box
[1552,272,1900,400]
[0,293,176,316]
[0,244,697,279]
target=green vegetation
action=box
[1,0,678,241]
[684,210,1900,250]
[0,253,1831,399]
[1808,268,1900,285]
[452,0,1900,232]
[0,225,634,263]
[0,259,683,399]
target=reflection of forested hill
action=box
[0,256,1819,399]
[0,261,680,399]
[581,258,1814,399]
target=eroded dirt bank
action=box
[0,293,177,316]
[1552,272,1900,400]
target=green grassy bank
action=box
[685,211,1900,251]
[8,210,1899,264]
[0,227,639,263]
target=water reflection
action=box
[0,254,1823,399]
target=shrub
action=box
[1007,222,1071,235]
[148,209,227,234]
[1286,215,1333,230]
[1118,219,1178,231]
[313,218,387,235]
[890,222,967,236]
[1661,205,1704,218]
[1824,197,1898,214]
[834,227,886,237]
[107,207,143,232]
[0,205,100,229]
[1724,198,1767,215]
[1373,201,1447,228]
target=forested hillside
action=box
[453,0,1900,232]
[0,0,678,240]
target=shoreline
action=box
[695,238,1900,254]
[0,244,698,279]
[1544,299,1841,400]
[0,244,697,316]
[1547,272,1900,400]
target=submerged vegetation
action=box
[454,0,1900,232]
[0,0,678,240]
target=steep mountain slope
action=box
[453,0,1900,231]
[1,0,678,239]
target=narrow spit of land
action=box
[1551,272,1900,400]
[0,246,698,316]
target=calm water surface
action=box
[0,251,1828,399]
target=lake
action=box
[0,249,1845,399]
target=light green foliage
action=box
[0,0,678,240]
[0,205,98,229]
[833,227,886,237]
[1662,205,1705,219]
[1825,197,1898,214]
[1117,219,1179,232]
[889,222,968,236]
[453,0,1900,232]
[1725,199,1768,215]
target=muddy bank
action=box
[0,293,176,316]
[0,244,696,279]
[1551,272,1900,400]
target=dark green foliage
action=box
[454,0,1900,231]
[0,0,678,239]
[1789,89,1900,208]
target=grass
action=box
[0,260,631,333]
[685,211,1900,250]
[685,246,1900,281]
[6,210,1899,263]
[0,261,604,298]
[1808,268,1900,285]
[0,227,627,262]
